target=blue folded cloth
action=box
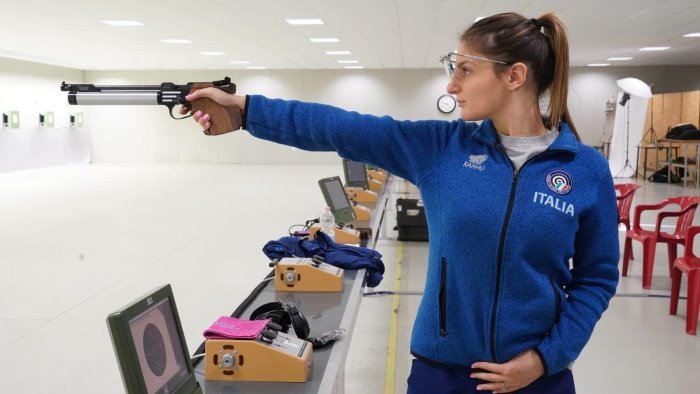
[262,231,385,287]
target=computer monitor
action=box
[107,284,202,394]
[342,159,369,188]
[318,176,356,224]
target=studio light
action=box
[619,92,631,107]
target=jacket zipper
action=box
[489,167,519,361]
[488,147,557,362]
[439,257,447,336]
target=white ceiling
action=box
[1,0,699,70]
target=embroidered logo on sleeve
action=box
[545,170,573,195]
[463,154,488,171]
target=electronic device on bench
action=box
[341,160,378,203]
[270,256,344,292]
[319,176,355,223]
[343,158,382,192]
[342,159,369,188]
[342,160,372,221]
[313,176,361,244]
[106,284,202,394]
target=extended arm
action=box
[186,89,467,185]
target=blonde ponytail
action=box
[538,13,577,136]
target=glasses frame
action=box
[439,52,510,79]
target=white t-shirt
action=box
[497,128,559,171]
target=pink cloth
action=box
[203,316,270,339]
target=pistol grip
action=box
[188,84,242,135]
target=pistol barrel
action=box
[67,91,160,105]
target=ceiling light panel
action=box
[310,38,339,43]
[639,47,670,51]
[100,20,143,27]
[159,39,191,44]
[286,19,324,25]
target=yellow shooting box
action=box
[204,332,312,382]
[274,257,344,292]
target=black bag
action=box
[665,124,696,139]
[648,165,681,183]
[396,198,429,242]
[679,128,700,140]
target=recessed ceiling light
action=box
[639,46,670,51]
[100,20,143,27]
[200,51,226,56]
[310,38,340,43]
[326,51,351,55]
[247,66,266,70]
[474,16,486,22]
[344,66,364,69]
[683,32,700,37]
[286,19,324,25]
[337,60,359,64]
[607,57,633,61]
[159,39,192,44]
[587,63,610,67]
[228,60,251,64]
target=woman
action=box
[184,12,619,394]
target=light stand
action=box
[639,85,658,147]
[615,92,635,178]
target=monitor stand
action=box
[344,187,377,203]
[309,224,360,244]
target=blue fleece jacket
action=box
[243,95,620,376]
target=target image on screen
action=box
[107,284,201,394]
[129,298,189,394]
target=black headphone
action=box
[249,300,310,340]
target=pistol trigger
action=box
[167,104,179,120]
[169,104,192,120]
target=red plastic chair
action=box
[622,196,700,289]
[615,183,641,260]
[615,184,641,230]
[670,226,700,335]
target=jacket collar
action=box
[471,119,579,154]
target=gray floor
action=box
[0,164,698,393]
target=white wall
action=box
[0,58,89,172]
[0,57,83,129]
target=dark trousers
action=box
[407,358,575,394]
